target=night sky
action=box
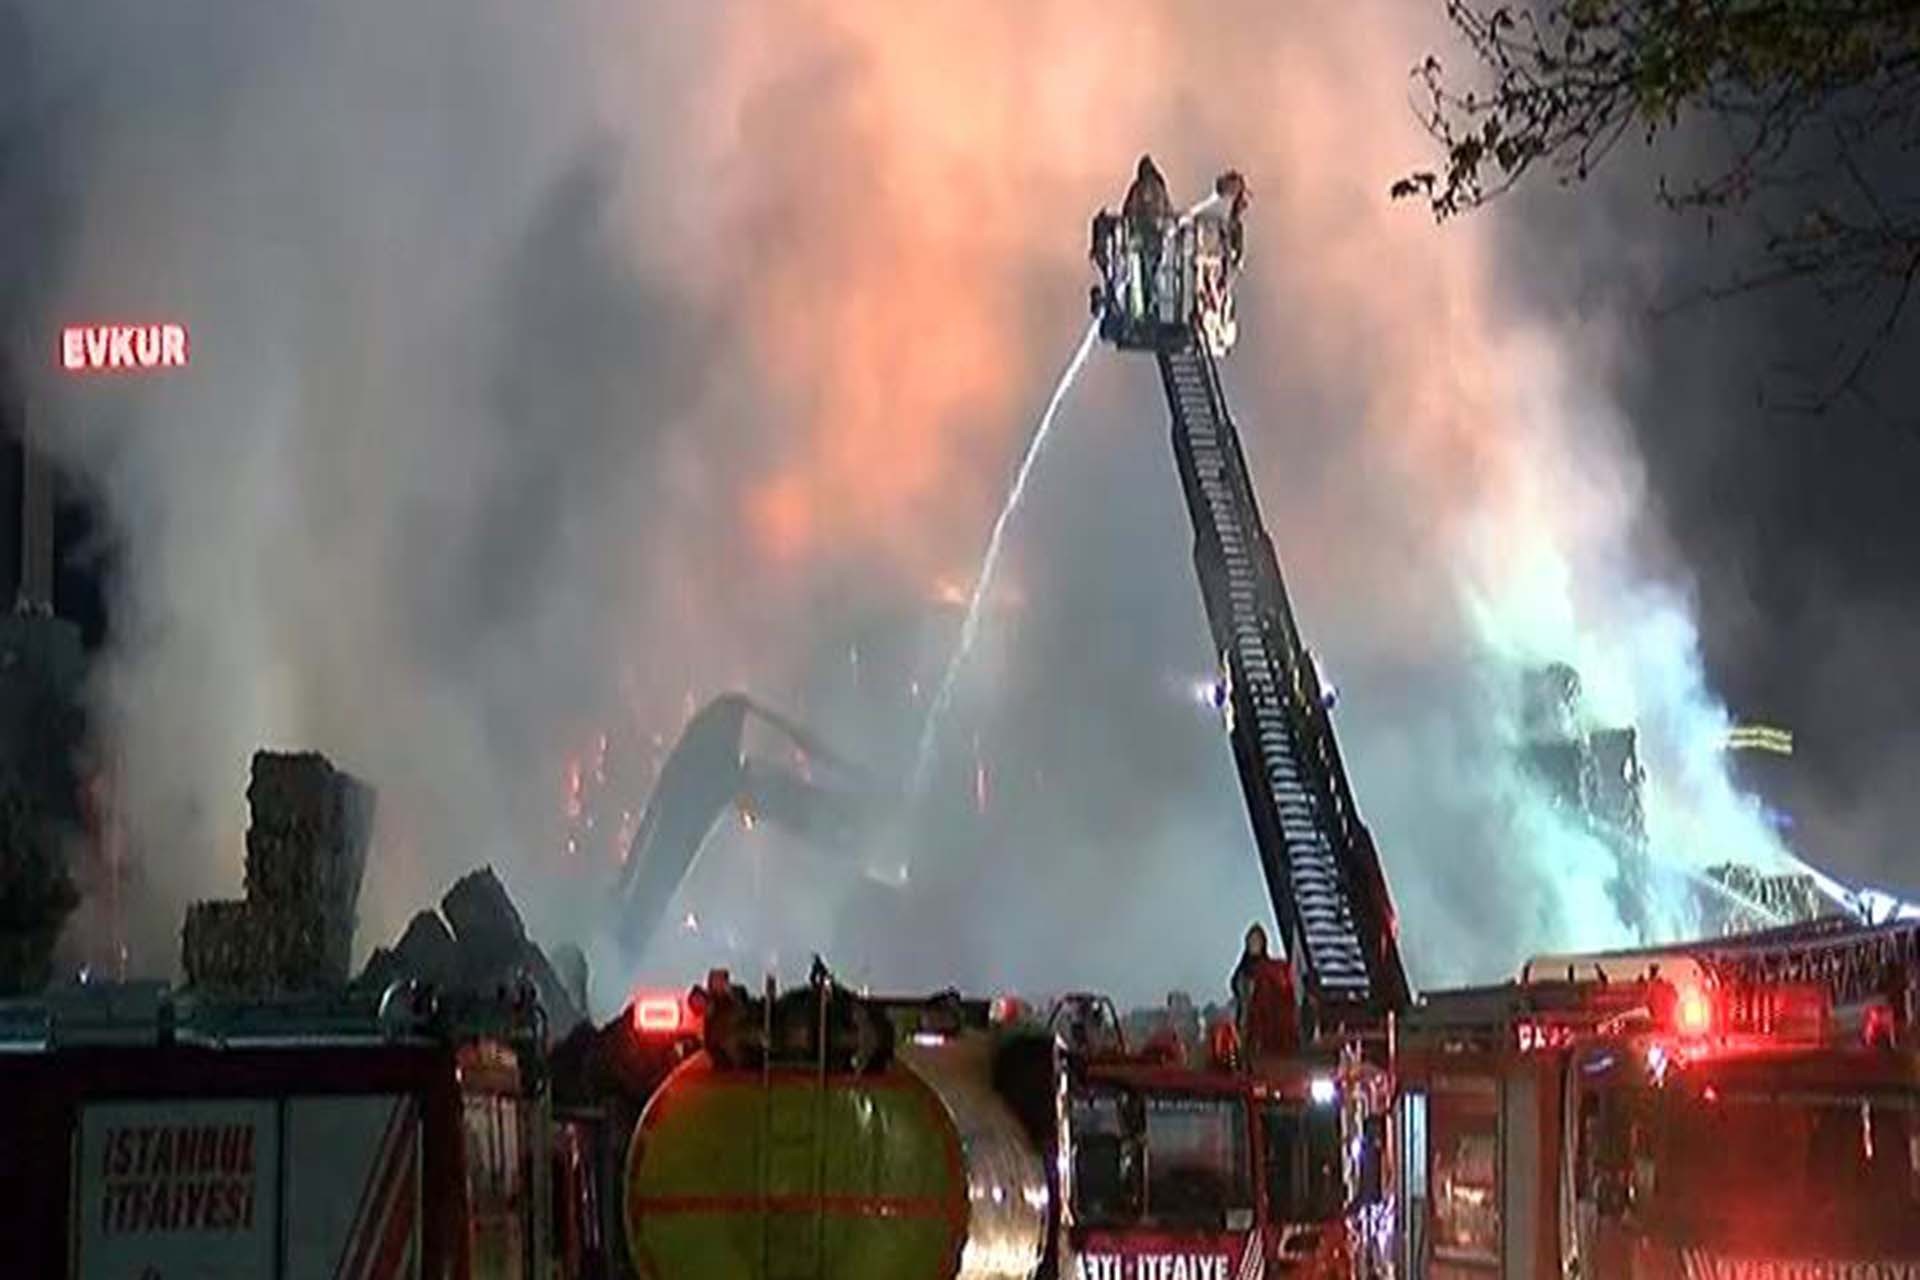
[1504,139,1920,897]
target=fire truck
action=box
[1081,165,1412,1272]
[1088,167,1408,1042]
[564,161,1415,1280]
[1052,993,1397,1280]
[0,977,593,1279]
[588,163,1414,1280]
[1089,162,1920,1278]
[601,969,1394,1280]
[1392,918,1920,1278]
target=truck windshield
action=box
[1644,1086,1920,1257]
[1070,1090,1138,1229]
[1068,1089,1252,1232]
[1142,1094,1252,1229]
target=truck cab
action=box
[1058,1009,1392,1279]
[1394,942,1920,1279]
[1566,1041,1920,1277]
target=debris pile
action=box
[357,866,585,1037]
[181,751,374,993]
[170,750,581,1034]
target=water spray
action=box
[1180,191,1223,224]
[905,317,1102,819]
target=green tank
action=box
[623,1030,1050,1280]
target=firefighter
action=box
[1089,208,1121,323]
[1090,208,1118,271]
[1123,154,1173,228]
[1230,923,1299,1060]
[1645,965,1678,1029]
[1214,169,1249,271]
[1121,154,1173,316]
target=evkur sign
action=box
[60,322,190,373]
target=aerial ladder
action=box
[1688,916,1920,1022]
[1090,170,1410,1040]
[1525,913,1920,1043]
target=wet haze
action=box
[4,2,1804,1013]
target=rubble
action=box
[172,752,581,1035]
[180,751,374,994]
[550,943,589,1017]
[357,910,459,993]
[441,866,529,985]
[355,866,584,1038]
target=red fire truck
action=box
[599,975,1394,1280]
[568,159,1415,1280]
[0,978,590,1279]
[1062,1001,1395,1280]
[1392,920,1920,1278]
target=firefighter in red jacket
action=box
[1230,923,1299,1061]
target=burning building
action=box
[1700,862,1841,935]
[1515,667,1848,939]
[1519,663,1653,938]
[562,587,1010,988]
[1695,721,1853,934]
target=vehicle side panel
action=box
[0,1044,460,1279]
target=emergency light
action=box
[633,994,685,1035]
[1672,983,1714,1038]
[989,995,1030,1026]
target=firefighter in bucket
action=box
[1091,154,1175,336]
[1090,157,1243,356]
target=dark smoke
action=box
[6,2,1855,1017]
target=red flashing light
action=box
[633,994,684,1035]
[1863,1001,1895,1049]
[1207,1018,1241,1070]
[1674,983,1714,1038]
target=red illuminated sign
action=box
[60,323,190,373]
[1074,1252,1234,1280]
[633,994,683,1034]
[1679,1251,1920,1278]
[1515,1020,1576,1053]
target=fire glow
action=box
[61,323,190,373]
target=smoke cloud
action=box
[6,1,1790,1010]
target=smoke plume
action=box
[6,1,1788,1009]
